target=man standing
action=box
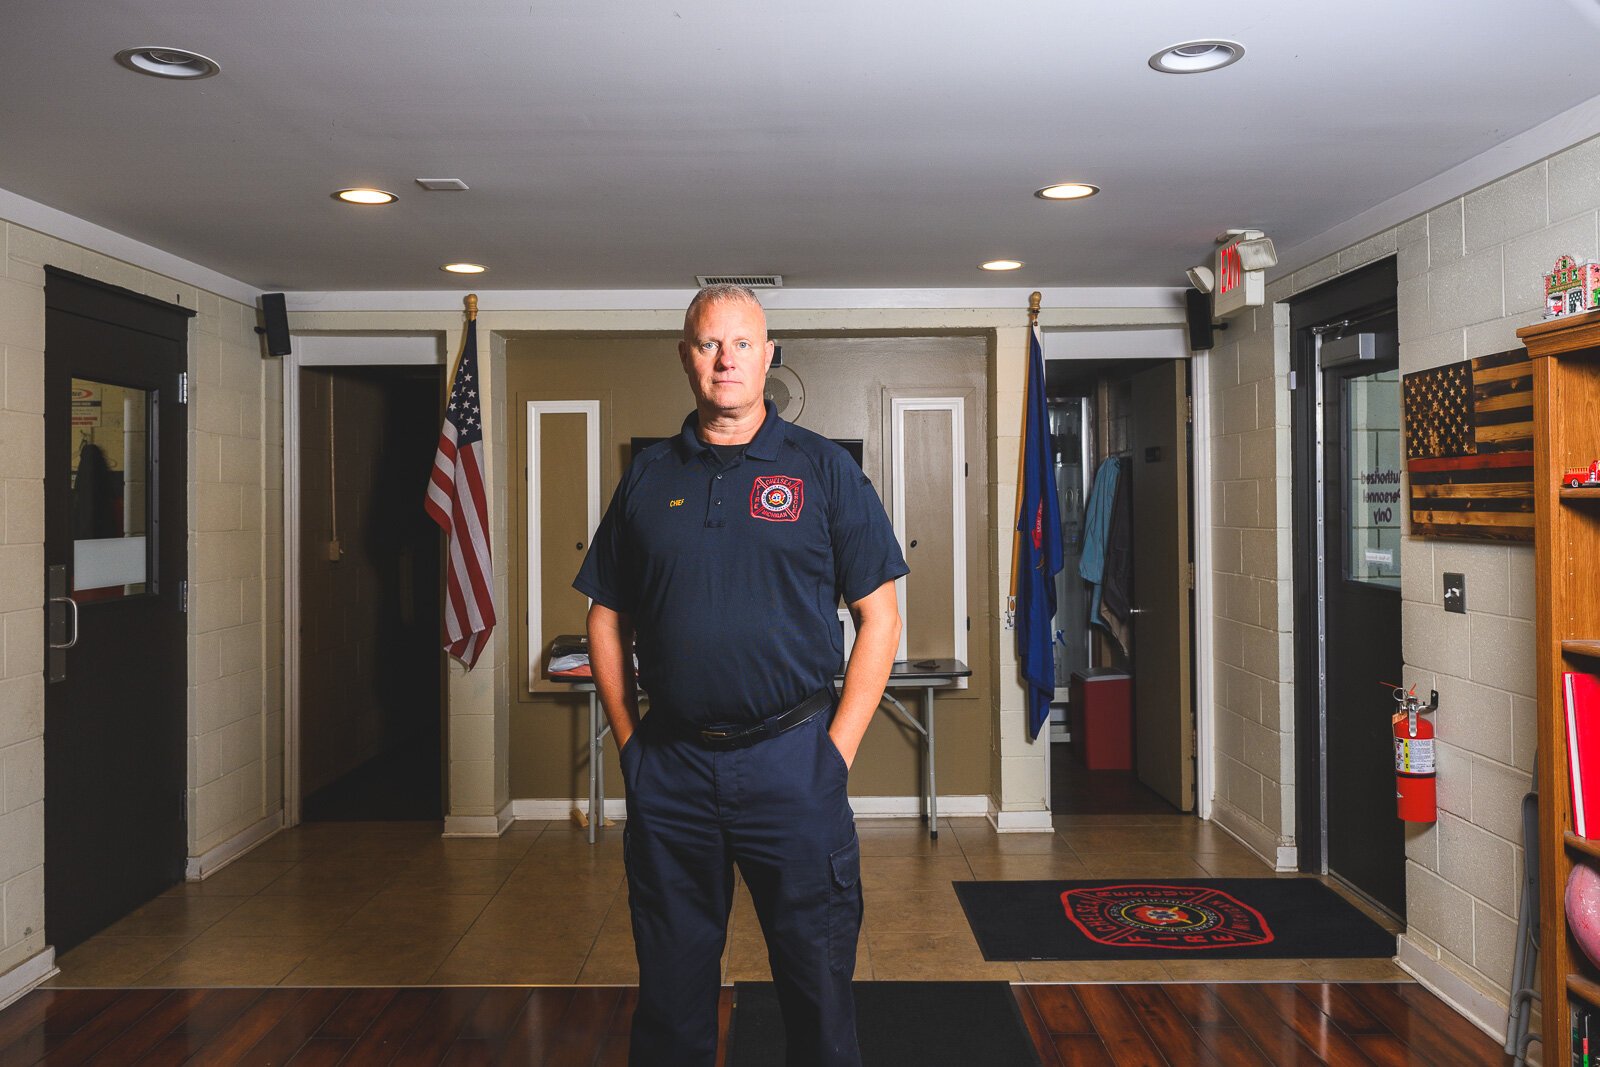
[575,285,906,1066]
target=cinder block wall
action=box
[0,219,282,980]
[1207,136,1600,1021]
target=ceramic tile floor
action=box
[45,813,1406,988]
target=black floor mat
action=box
[727,981,1041,1067]
[954,878,1396,961]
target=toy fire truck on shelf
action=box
[1546,254,1600,317]
[1564,461,1600,488]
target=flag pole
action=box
[445,293,478,382]
[1006,292,1041,627]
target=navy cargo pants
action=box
[620,706,863,1067]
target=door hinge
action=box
[179,579,189,613]
[1288,370,1298,391]
[179,790,188,823]
[1186,562,1196,589]
[177,371,188,405]
[1185,395,1193,424]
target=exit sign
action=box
[1213,234,1264,318]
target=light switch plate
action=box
[1443,572,1466,614]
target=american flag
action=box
[1402,348,1533,542]
[426,319,496,666]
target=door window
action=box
[70,378,151,600]
[1343,369,1401,588]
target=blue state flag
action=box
[1015,324,1063,738]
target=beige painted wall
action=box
[504,331,992,802]
[0,219,283,981]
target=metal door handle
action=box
[48,595,79,650]
[1128,607,1145,616]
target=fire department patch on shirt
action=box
[750,475,804,522]
[1059,883,1275,950]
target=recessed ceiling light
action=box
[334,188,397,205]
[1035,183,1100,201]
[1148,39,1244,74]
[981,260,1024,271]
[114,46,220,80]
[442,263,487,274]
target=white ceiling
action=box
[5,0,1600,293]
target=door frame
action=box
[281,332,447,828]
[1288,257,1399,873]
[888,395,968,677]
[525,400,601,691]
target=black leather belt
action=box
[692,687,836,751]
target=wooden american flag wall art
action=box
[1401,348,1533,542]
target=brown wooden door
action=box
[43,269,189,953]
[1129,360,1194,811]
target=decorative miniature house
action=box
[1546,254,1600,316]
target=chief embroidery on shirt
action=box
[750,475,804,522]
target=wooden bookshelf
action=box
[1520,308,1600,1057]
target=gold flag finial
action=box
[465,294,478,321]
[1027,291,1041,325]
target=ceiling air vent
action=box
[696,274,783,288]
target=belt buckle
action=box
[700,726,743,748]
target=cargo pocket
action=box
[827,833,862,975]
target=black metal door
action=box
[1321,314,1405,918]
[44,269,190,954]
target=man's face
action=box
[678,298,775,418]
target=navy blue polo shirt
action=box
[574,400,909,726]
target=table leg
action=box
[587,692,599,845]
[924,687,938,840]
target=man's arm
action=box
[587,602,641,749]
[828,580,901,768]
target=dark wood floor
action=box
[1013,981,1511,1066]
[0,981,1507,1065]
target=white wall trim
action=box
[1211,797,1299,871]
[986,799,1056,834]
[293,332,446,367]
[281,337,448,827]
[1396,935,1509,1046]
[1190,350,1217,821]
[443,800,516,838]
[186,809,284,880]
[0,947,57,1011]
[510,795,992,823]
[1274,94,1600,280]
[0,185,259,306]
[889,396,968,675]
[284,287,1188,314]
[526,400,601,691]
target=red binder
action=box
[1566,672,1600,838]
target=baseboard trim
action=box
[986,798,1055,834]
[186,808,285,881]
[1210,797,1298,871]
[1396,934,1508,1045]
[0,947,56,1011]
[443,800,516,838]
[508,795,992,824]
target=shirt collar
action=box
[676,399,786,462]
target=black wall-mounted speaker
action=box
[1185,287,1214,352]
[260,292,291,356]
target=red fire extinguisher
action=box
[1389,683,1438,823]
